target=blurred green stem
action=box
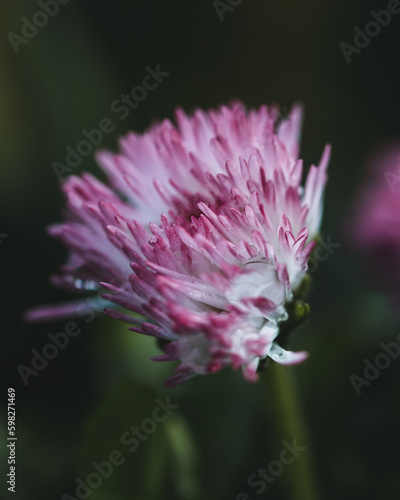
[264,363,320,500]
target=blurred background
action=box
[1,0,400,499]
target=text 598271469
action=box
[7,388,16,493]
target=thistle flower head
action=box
[28,102,330,385]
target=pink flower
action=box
[351,146,400,306]
[27,102,330,385]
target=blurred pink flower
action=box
[27,102,330,385]
[352,145,400,305]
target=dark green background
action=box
[1,1,400,499]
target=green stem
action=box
[262,363,320,500]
